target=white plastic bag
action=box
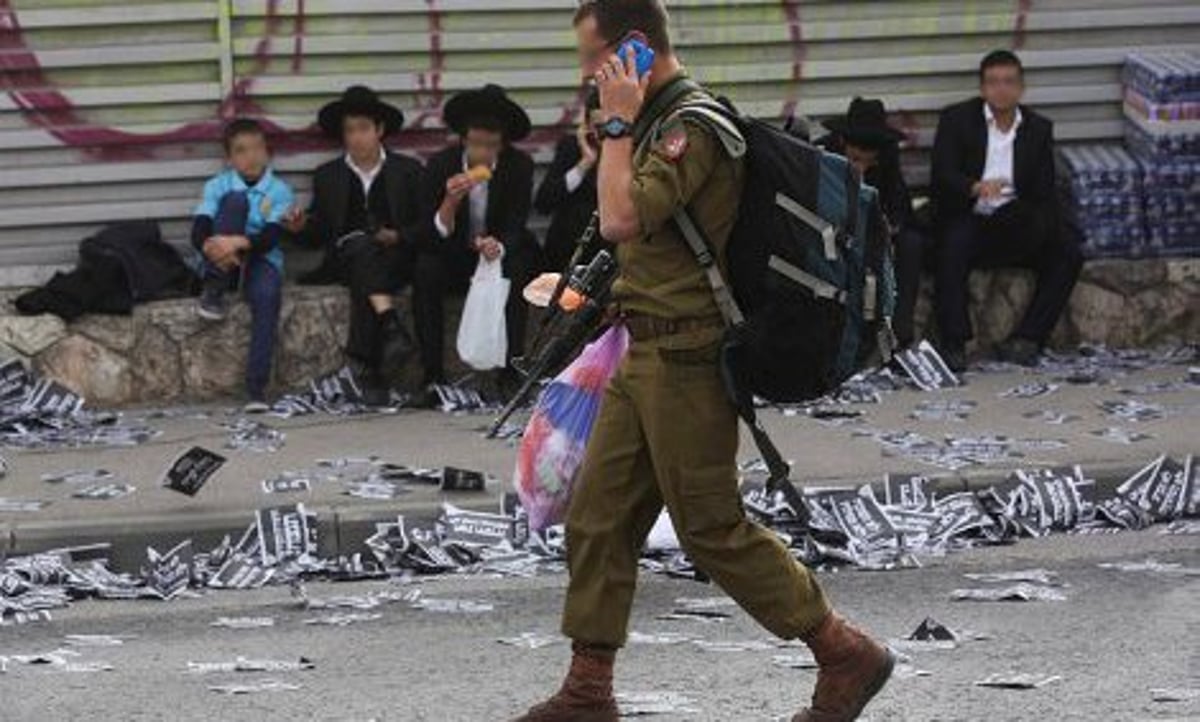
[456,256,510,370]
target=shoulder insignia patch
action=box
[657,122,689,163]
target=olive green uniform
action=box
[562,76,831,648]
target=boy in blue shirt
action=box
[192,118,295,412]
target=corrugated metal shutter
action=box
[2,0,1198,283]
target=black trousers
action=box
[892,226,935,348]
[934,201,1083,348]
[338,236,413,368]
[412,232,540,384]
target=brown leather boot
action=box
[793,612,895,722]
[513,643,619,722]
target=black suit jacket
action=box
[300,151,426,275]
[535,135,598,272]
[931,97,1056,224]
[422,143,534,274]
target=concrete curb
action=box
[2,460,1145,571]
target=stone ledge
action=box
[5,286,353,406]
[912,257,1199,352]
[0,258,1194,406]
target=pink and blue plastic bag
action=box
[514,325,630,531]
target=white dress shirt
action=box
[345,146,386,198]
[564,166,587,194]
[974,103,1022,216]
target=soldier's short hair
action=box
[579,0,672,54]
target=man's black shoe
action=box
[361,382,392,408]
[379,309,416,377]
[997,337,1041,367]
[940,343,968,374]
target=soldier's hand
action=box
[595,44,649,123]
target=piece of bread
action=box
[467,165,493,183]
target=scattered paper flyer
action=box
[616,692,700,716]
[71,483,136,501]
[951,584,1067,602]
[1151,688,1200,703]
[1090,427,1152,444]
[162,446,226,496]
[210,616,275,629]
[0,498,48,512]
[895,341,961,391]
[208,680,302,695]
[974,673,1061,689]
[187,656,314,674]
[64,634,131,647]
[1000,382,1059,399]
[262,475,312,494]
[497,633,560,650]
[142,540,193,600]
[440,467,488,492]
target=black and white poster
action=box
[255,504,319,566]
[162,446,227,496]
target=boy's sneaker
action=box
[198,282,228,321]
[242,399,270,415]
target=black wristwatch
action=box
[599,116,633,140]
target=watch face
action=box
[603,118,628,137]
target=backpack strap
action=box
[672,207,745,328]
[632,76,703,148]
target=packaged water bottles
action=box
[1122,51,1200,257]
[1057,145,1147,259]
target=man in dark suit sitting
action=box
[286,85,423,405]
[931,50,1083,372]
[418,84,538,390]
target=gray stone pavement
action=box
[0,359,1195,568]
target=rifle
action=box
[486,214,615,438]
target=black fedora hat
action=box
[824,97,905,147]
[443,84,532,142]
[318,85,405,139]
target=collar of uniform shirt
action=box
[983,101,1023,134]
[345,146,387,194]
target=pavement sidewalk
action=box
[0,361,1195,569]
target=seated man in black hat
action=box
[285,85,424,406]
[418,84,538,390]
[818,97,932,349]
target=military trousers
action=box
[561,324,831,648]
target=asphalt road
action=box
[1,528,1197,721]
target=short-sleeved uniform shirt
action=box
[612,76,745,321]
[194,167,295,271]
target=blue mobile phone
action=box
[618,36,656,78]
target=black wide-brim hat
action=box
[318,85,405,139]
[824,97,905,147]
[443,84,532,142]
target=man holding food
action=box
[418,84,539,393]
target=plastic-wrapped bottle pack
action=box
[1057,145,1147,259]
[1122,51,1200,257]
